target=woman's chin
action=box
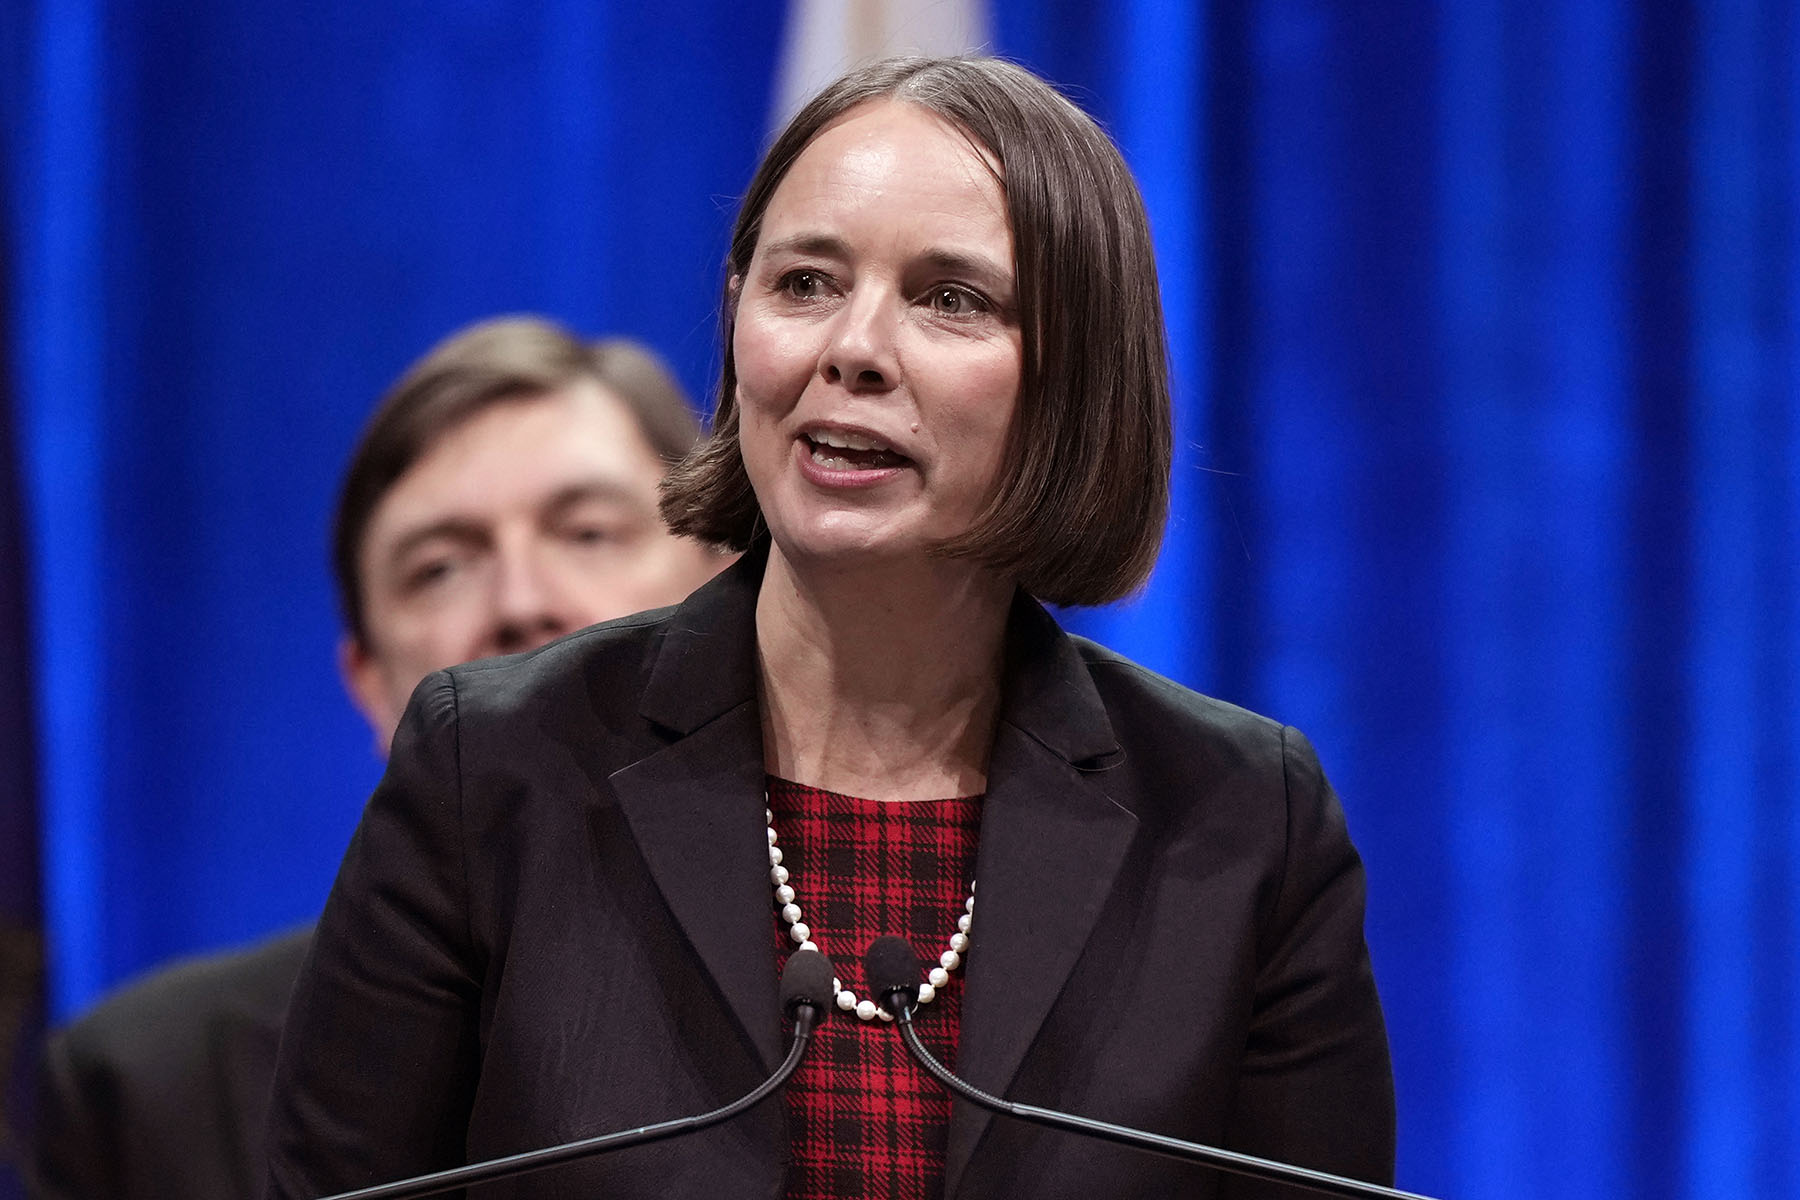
[764,506,946,570]
[771,524,920,570]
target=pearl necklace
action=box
[767,799,975,1022]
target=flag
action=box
[773,0,991,128]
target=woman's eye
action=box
[779,270,826,300]
[927,285,987,315]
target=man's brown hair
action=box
[659,56,1172,606]
[333,316,699,644]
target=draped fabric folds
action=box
[4,2,1794,1197]
[0,175,46,1200]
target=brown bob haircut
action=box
[658,55,1172,607]
[333,315,700,645]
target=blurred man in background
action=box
[30,316,725,1200]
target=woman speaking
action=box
[266,56,1394,1199]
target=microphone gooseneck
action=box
[316,951,838,1200]
[862,940,1438,1200]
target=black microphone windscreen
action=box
[864,936,922,1001]
[780,948,839,1016]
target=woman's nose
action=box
[819,293,899,392]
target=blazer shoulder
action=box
[1070,635,1289,761]
[436,605,677,728]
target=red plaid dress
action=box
[767,777,982,1200]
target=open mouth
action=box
[803,431,911,471]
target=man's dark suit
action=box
[266,548,1394,1199]
[34,926,310,1200]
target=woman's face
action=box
[733,100,1022,573]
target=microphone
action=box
[316,949,840,1200]
[862,936,1436,1200]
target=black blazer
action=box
[265,550,1393,1199]
[34,926,312,1200]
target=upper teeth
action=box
[812,430,889,452]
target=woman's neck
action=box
[755,543,1013,802]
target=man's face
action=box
[344,382,722,746]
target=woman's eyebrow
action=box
[758,233,851,261]
[915,248,1012,285]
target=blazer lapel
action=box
[594,555,1139,1184]
[610,709,781,1073]
[945,598,1137,1197]
[606,548,785,1074]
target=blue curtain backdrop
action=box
[5,3,1797,1198]
[0,120,45,1199]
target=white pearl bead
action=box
[831,977,842,992]
[766,804,977,1021]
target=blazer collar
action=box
[637,541,1125,771]
[609,543,776,1078]
[992,588,1124,769]
[943,600,1136,1194]
[635,541,767,737]
[615,543,1138,1183]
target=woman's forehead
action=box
[759,101,1009,243]
[793,101,999,190]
